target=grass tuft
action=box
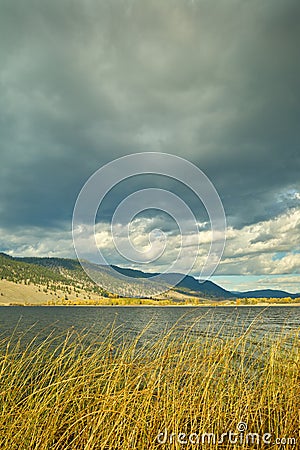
[0,322,299,449]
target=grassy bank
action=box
[0,324,299,449]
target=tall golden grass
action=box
[0,321,299,449]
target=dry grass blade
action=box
[0,321,299,449]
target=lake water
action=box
[0,306,299,347]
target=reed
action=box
[0,321,299,449]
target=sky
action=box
[0,0,299,292]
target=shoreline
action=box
[1,303,300,307]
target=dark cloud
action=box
[0,0,299,238]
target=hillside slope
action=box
[1,253,298,304]
[0,253,235,302]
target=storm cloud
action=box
[0,0,299,281]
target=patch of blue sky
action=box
[272,252,287,261]
[211,274,300,294]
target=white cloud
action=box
[0,226,74,258]
[217,207,300,274]
[212,274,300,294]
[1,206,299,281]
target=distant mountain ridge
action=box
[111,265,234,298]
[0,252,299,300]
[232,289,300,299]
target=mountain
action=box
[233,289,299,299]
[0,252,299,302]
[112,265,234,299]
[0,252,108,299]
[0,252,234,300]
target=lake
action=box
[0,306,299,347]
